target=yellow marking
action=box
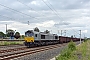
[24,37,34,42]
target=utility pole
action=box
[79,30,81,44]
[64,30,66,37]
[28,21,29,25]
[74,35,75,38]
[6,24,7,38]
[61,30,62,36]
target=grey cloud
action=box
[54,22,70,27]
[49,0,90,9]
[0,0,90,26]
[68,24,86,28]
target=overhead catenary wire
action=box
[19,0,83,39]
[42,0,83,38]
[46,0,62,19]
[42,0,69,35]
[72,29,80,35]
[0,1,53,25]
[69,29,80,38]
[42,0,62,20]
[0,1,54,24]
[0,3,39,20]
[0,14,30,24]
[17,0,52,20]
[0,14,15,21]
[0,1,82,38]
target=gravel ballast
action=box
[13,45,66,60]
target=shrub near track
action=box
[56,40,76,60]
[56,40,90,60]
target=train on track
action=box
[24,30,84,47]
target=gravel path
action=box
[13,45,66,60]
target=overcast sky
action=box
[0,0,90,38]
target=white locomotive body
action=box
[24,30,59,47]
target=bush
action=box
[56,48,72,60]
[68,40,76,51]
[61,48,72,58]
[84,39,87,42]
[56,41,76,60]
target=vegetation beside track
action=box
[0,41,24,45]
[56,39,90,60]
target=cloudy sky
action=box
[0,0,90,38]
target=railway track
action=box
[0,40,24,41]
[0,44,25,50]
[0,44,66,60]
[0,47,27,54]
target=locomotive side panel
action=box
[24,30,59,47]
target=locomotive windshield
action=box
[25,30,34,37]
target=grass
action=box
[56,40,90,60]
[74,40,90,60]
[56,40,76,60]
[0,41,24,45]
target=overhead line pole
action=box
[28,21,29,25]
[61,30,62,36]
[64,30,66,37]
[6,24,7,38]
[79,30,81,44]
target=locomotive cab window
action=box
[41,35,45,39]
[55,36,58,39]
[25,33,29,37]
[35,34,37,37]
[25,31,34,37]
[29,33,34,37]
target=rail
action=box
[0,44,65,60]
[0,39,24,41]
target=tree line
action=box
[0,27,50,39]
[0,29,21,39]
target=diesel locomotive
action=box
[24,30,84,47]
[24,30,59,47]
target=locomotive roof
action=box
[25,30,58,36]
[33,31,58,36]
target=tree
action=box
[44,30,50,34]
[6,29,15,37]
[0,31,5,38]
[34,27,40,32]
[21,35,25,39]
[71,35,73,38]
[14,32,20,39]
